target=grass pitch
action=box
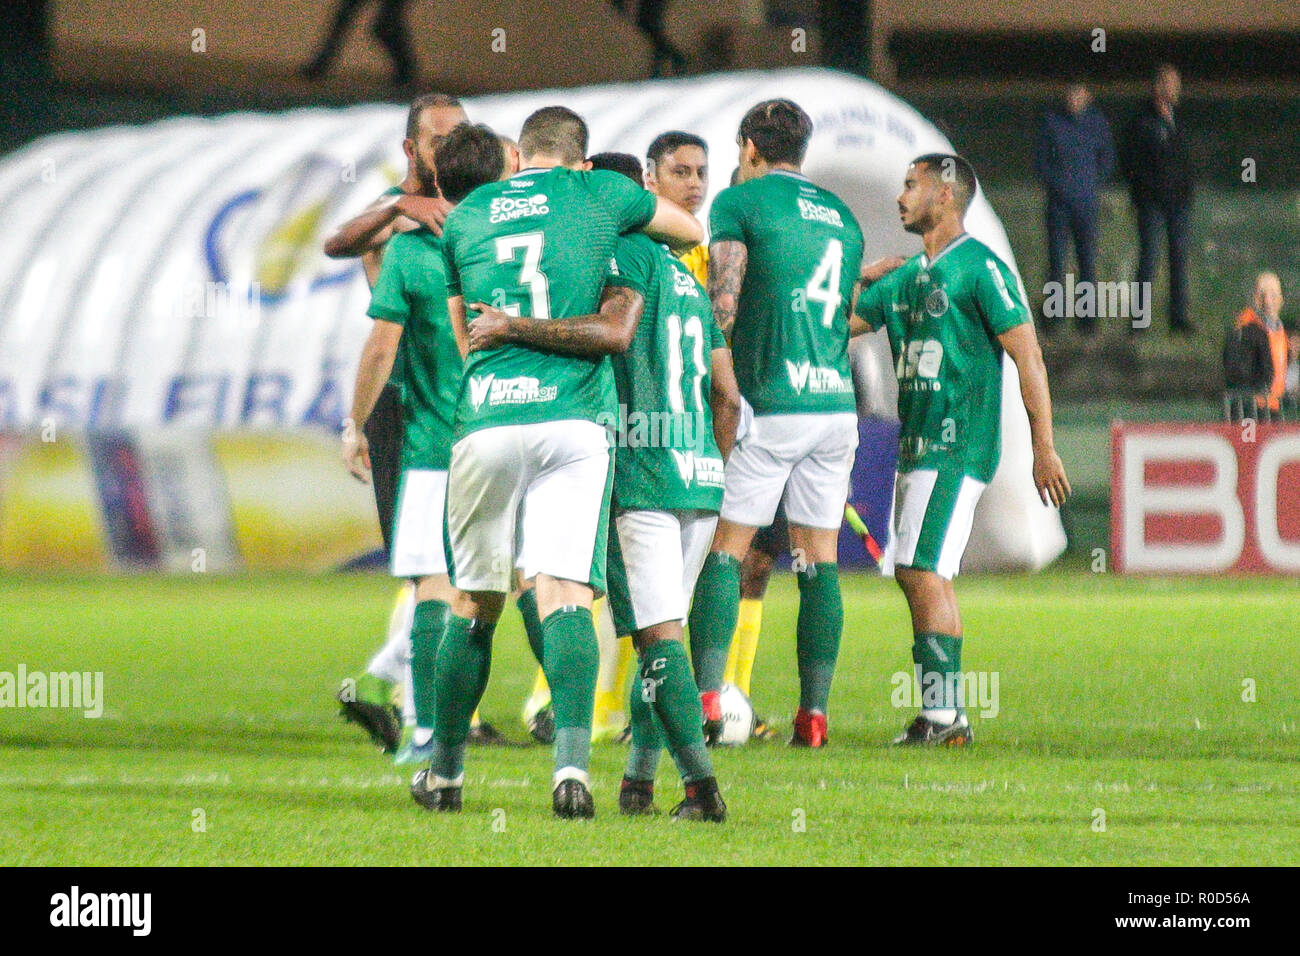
[1,569,1297,866]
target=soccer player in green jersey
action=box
[326,93,466,754]
[471,151,741,821]
[853,154,1071,745]
[688,99,865,748]
[410,109,704,818]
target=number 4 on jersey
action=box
[805,239,843,328]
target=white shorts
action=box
[880,467,987,581]
[445,420,613,594]
[607,509,717,635]
[719,413,859,529]
[390,469,449,579]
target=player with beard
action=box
[853,154,1070,745]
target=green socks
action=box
[796,562,842,713]
[516,588,545,666]
[913,631,963,718]
[641,639,714,783]
[542,606,599,776]
[409,598,449,731]
[688,552,741,693]
[430,615,495,779]
[625,670,662,782]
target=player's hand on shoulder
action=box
[1032,446,1071,508]
[861,255,906,284]
[466,304,512,353]
[341,422,371,484]
[393,195,452,235]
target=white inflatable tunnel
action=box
[0,67,1066,571]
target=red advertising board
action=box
[1112,421,1300,573]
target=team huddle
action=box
[329,95,1070,822]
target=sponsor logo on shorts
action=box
[467,373,558,410]
[669,449,725,488]
[785,360,852,395]
[488,194,549,224]
[796,197,844,227]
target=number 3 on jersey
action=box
[805,239,843,328]
[495,232,551,318]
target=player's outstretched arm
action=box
[465,285,645,358]
[642,195,705,253]
[322,194,451,259]
[998,322,1072,508]
[708,346,741,460]
[342,319,403,483]
[708,240,748,336]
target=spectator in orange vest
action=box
[1234,272,1288,411]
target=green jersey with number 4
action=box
[440,167,657,439]
[603,233,726,512]
[709,170,864,416]
[854,233,1030,482]
[366,227,461,470]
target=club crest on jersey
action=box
[925,287,949,317]
[468,373,557,410]
[488,194,549,223]
[785,360,852,395]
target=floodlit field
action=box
[1,570,1297,866]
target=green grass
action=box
[1,571,1298,866]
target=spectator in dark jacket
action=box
[1034,80,1115,333]
[1121,64,1194,333]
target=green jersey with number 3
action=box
[440,167,657,439]
[709,170,864,416]
[603,233,726,512]
[854,233,1030,482]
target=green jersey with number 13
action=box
[708,170,864,416]
[440,166,656,440]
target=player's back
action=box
[441,166,656,438]
[605,232,725,512]
[709,171,864,417]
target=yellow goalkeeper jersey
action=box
[678,243,709,287]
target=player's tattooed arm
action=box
[708,240,748,336]
[998,322,1072,508]
[342,319,403,483]
[708,347,742,460]
[642,196,705,253]
[466,286,646,358]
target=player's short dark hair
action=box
[646,131,708,169]
[435,123,504,203]
[588,151,643,185]
[405,93,463,142]
[737,99,812,166]
[518,106,589,166]
[911,152,978,213]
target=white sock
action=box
[366,581,416,685]
[412,726,433,746]
[922,708,959,725]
